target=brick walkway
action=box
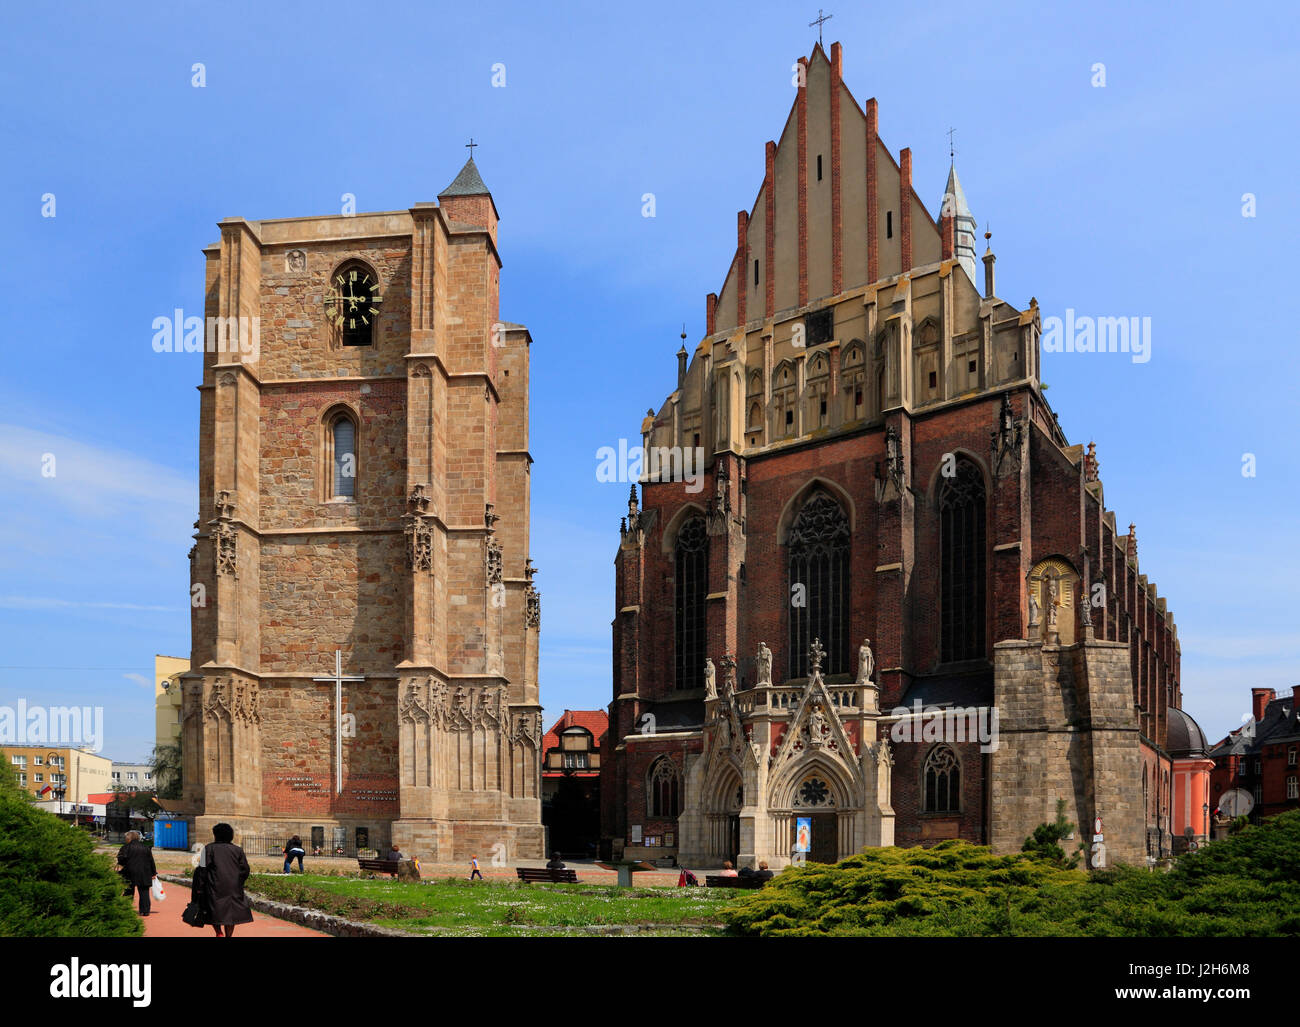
[138,880,329,938]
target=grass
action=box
[243,873,736,936]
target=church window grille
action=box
[330,414,357,500]
[939,459,986,662]
[924,745,960,812]
[649,757,681,818]
[674,516,709,691]
[787,491,850,678]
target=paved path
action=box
[138,881,329,938]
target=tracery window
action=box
[649,757,681,818]
[793,776,833,808]
[674,516,708,690]
[788,491,849,678]
[924,744,960,813]
[939,459,986,662]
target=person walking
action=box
[116,830,158,916]
[468,854,483,881]
[282,835,305,874]
[195,823,254,938]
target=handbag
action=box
[181,900,206,927]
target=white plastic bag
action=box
[151,878,166,902]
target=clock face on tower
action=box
[325,265,382,345]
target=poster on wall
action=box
[631,825,642,844]
[795,817,811,853]
[665,832,674,847]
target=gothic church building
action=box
[602,42,1199,869]
[182,157,545,860]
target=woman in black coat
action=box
[195,823,254,937]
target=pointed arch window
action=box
[649,757,681,818]
[939,459,986,662]
[924,744,960,813]
[674,516,709,690]
[788,491,849,678]
[327,412,357,499]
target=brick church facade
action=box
[181,157,545,860]
[601,42,1202,869]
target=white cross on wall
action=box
[313,650,365,794]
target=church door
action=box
[727,815,740,866]
[811,812,837,864]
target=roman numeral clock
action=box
[325,266,382,346]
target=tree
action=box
[1021,798,1083,869]
[150,742,182,800]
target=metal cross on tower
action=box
[809,8,833,46]
[466,138,478,157]
[313,650,365,795]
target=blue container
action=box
[154,819,189,850]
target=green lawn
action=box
[244,873,736,936]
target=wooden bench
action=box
[705,875,766,889]
[516,866,579,884]
[357,857,402,877]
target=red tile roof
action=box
[542,709,608,756]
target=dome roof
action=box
[1166,707,1209,757]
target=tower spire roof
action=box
[942,161,978,287]
[439,156,490,198]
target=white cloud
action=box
[122,673,152,689]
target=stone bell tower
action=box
[183,155,544,861]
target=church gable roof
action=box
[709,41,946,337]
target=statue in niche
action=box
[703,658,716,699]
[286,249,306,272]
[756,642,772,686]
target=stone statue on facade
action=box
[756,642,772,686]
[703,657,717,699]
[856,638,874,684]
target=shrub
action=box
[0,752,141,936]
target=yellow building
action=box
[5,746,113,805]
[155,654,188,750]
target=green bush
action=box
[0,751,141,936]
[722,810,1300,937]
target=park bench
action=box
[516,866,579,884]
[705,875,765,889]
[357,857,403,877]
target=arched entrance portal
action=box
[773,763,854,864]
[703,764,743,866]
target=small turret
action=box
[942,163,978,286]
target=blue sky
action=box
[0,0,1296,763]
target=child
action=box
[469,855,483,881]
